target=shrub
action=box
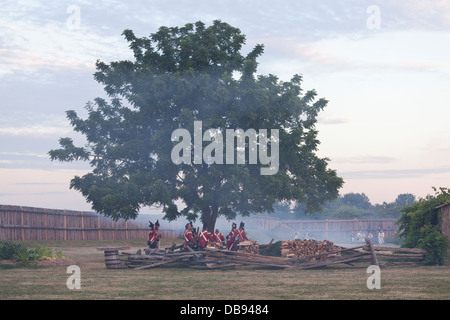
[0,241,26,260]
[397,187,450,265]
[0,241,65,266]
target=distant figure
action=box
[237,222,249,242]
[350,232,355,244]
[183,223,196,249]
[357,230,363,244]
[378,230,385,244]
[226,222,239,251]
[147,220,161,249]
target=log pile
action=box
[237,240,259,254]
[114,239,427,270]
[280,239,341,260]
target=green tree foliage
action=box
[49,20,343,230]
[273,192,416,220]
[340,192,371,210]
[397,187,450,265]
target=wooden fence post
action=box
[20,206,24,241]
[98,216,101,240]
[365,238,379,266]
[44,208,48,241]
[63,212,67,241]
[81,212,85,241]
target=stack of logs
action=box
[281,239,341,260]
[237,240,260,254]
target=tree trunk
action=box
[202,205,218,233]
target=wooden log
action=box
[364,246,426,254]
[365,238,379,266]
[97,246,131,251]
[133,255,188,269]
[291,252,371,270]
[375,253,425,260]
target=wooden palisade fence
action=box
[0,205,180,241]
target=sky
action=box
[1,0,450,213]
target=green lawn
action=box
[1,239,449,300]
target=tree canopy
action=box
[49,20,343,231]
[271,192,416,220]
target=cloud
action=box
[0,125,71,137]
[0,191,67,197]
[0,2,132,81]
[333,155,396,164]
[341,167,450,180]
[378,0,450,31]
[12,182,66,186]
[0,151,90,171]
[317,116,351,125]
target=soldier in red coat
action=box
[198,224,214,249]
[183,223,196,249]
[237,222,249,242]
[226,222,239,251]
[213,229,226,245]
[147,220,161,249]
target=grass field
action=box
[1,239,449,300]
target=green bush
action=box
[0,241,65,266]
[418,225,449,265]
[397,187,450,265]
[0,241,26,260]
[260,241,282,256]
[14,246,38,266]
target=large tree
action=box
[49,20,343,231]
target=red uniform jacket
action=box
[226,229,239,250]
[183,229,195,247]
[198,230,214,248]
[237,228,249,242]
[213,231,225,243]
[148,229,160,244]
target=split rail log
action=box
[361,241,426,266]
